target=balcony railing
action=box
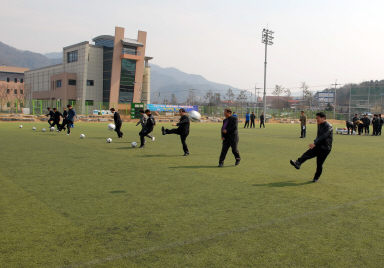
[122,48,141,56]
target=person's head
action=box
[224,108,232,118]
[145,109,151,115]
[53,108,57,112]
[67,104,72,109]
[364,114,367,117]
[315,112,326,124]
[355,114,358,117]
[63,107,66,111]
[301,111,304,115]
[252,112,254,114]
[179,108,186,116]
[379,114,382,118]
[110,108,115,113]
[47,107,50,111]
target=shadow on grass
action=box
[252,181,313,187]
[141,154,180,158]
[116,147,136,150]
[110,190,127,194]
[169,165,230,169]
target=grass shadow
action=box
[169,165,230,169]
[141,154,180,158]
[116,147,136,150]
[252,181,313,187]
[109,190,127,194]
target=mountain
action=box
[0,41,239,102]
[0,42,61,69]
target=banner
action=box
[146,104,198,112]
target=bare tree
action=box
[225,88,235,103]
[170,93,178,104]
[186,89,197,105]
[272,85,284,107]
[301,82,313,108]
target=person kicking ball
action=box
[161,108,190,156]
[139,109,156,148]
[219,108,240,167]
[110,108,123,138]
[290,112,333,182]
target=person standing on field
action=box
[110,108,123,138]
[299,111,307,138]
[260,113,265,128]
[250,112,256,128]
[290,112,333,183]
[61,104,76,135]
[244,112,250,128]
[379,114,383,136]
[219,108,240,167]
[352,114,359,132]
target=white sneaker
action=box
[152,136,155,142]
[66,134,70,136]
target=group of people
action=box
[243,112,265,129]
[46,104,76,135]
[346,114,383,136]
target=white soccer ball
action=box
[106,138,112,143]
[80,134,86,139]
[50,127,55,132]
[108,123,116,130]
[131,142,138,148]
[42,128,46,132]
[32,127,36,131]
[19,125,23,128]
[189,110,201,121]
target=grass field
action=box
[1,121,384,267]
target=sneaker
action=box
[139,145,145,148]
[152,136,156,142]
[183,152,190,156]
[290,160,301,170]
[218,162,224,167]
[235,159,240,166]
[161,127,165,135]
[66,133,70,136]
[312,178,319,183]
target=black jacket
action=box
[352,116,359,123]
[114,112,122,125]
[53,111,62,121]
[177,115,190,136]
[221,116,239,142]
[362,117,370,126]
[146,114,156,131]
[46,110,54,119]
[63,110,68,119]
[260,114,264,122]
[250,114,256,120]
[314,121,333,151]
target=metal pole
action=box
[348,86,352,119]
[263,41,268,119]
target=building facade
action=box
[0,66,29,111]
[25,26,152,114]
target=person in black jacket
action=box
[260,113,265,128]
[161,108,190,156]
[379,114,383,136]
[361,114,370,135]
[51,108,63,130]
[352,114,359,132]
[219,108,241,167]
[46,107,55,127]
[290,112,333,183]
[139,109,156,148]
[372,114,378,136]
[110,108,123,138]
[250,112,256,128]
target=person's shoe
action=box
[235,159,241,166]
[312,178,319,183]
[183,152,190,156]
[218,162,224,167]
[161,126,166,135]
[290,160,301,170]
[66,133,70,136]
[139,145,145,148]
[152,136,156,142]
[299,136,303,138]
[121,133,124,138]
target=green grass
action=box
[1,121,384,267]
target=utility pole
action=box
[254,85,261,114]
[262,28,274,119]
[332,80,341,119]
[348,86,352,120]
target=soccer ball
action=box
[80,134,86,139]
[108,123,115,130]
[131,142,138,148]
[106,138,112,143]
[32,127,36,131]
[42,128,46,132]
[19,125,23,128]
[189,110,201,121]
[50,127,55,132]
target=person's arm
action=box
[314,124,333,146]
[177,116,189,126]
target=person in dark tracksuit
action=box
[362,114,370,135]
[379,114,383,136]
[110,108,123,138]
[372,114,378,136]
[290,112,333,183]
[352,114,359,132]
[260,113,265,128]
[161,108,190,156]
[139,109,156,148]
[244,112,250,128]
[299,111,307,138]
[60,104,76,135]
[46,107,55,127]
[219,108,241,167]
[250,112,256,128]
[52,108,62,130]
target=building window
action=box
[6,89,10,94]
[14,78,18,83]
[20,89,24,94]
[6,77,10,82]
[87,80,94,86]
[119,59,136,103]
[85,100,94,106]
[67,50,78,63]
[68,79,77,86]
[122,46,138,56]
[20,78,23,83]
[56,80,62,88]
[14,89,17,94]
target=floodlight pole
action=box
[332,80,341,119]
[262,28,274,119]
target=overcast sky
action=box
[1,0,384,94]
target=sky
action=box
[1,0,384,94]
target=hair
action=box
[145,109,151,113]
[53,107,57,111]
[301,111,304,113]
[47,107,50,110]
[110,108,115,112]
[316,112,326,118]
[179,108,186,113]
[67,104,72,108]
[139,109,145,113]
[224,108,232,114]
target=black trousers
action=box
[139,128,153,146]
[48,118,54,126]
[300,125,306,138]
[297,147,330,180]
[165,128,189,153]
[115,122,123,138]
[61,119,73,134]
[364,126,369,134]
[260,121,265,128]
[51,120,60,129]
[250,120,255,128]
[219,139,240,163]
[244,120,249,128]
